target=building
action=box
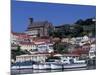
[25,18,54,37]
[16,53,51,62]
[61,38,69,43]
[89,41,96,59]
[18,38,54,53]
[33,38,54,53]
[11,43,18,50]
[11,32,32,44]
[16,53,80,63]
[19,42,36,51]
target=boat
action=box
[33,64,39,70]
[11,61,34,69]
[11,62,20,70]
[11,57,87,70]
[63,58,87,69]
[50,62,62,69]
[63,63,87,69]
[43,63,51,69]
[38,63,51,70]
[19,65,33,69]
[11,65,20,70]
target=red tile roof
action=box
[12,32,26,35]
[32,38,51,43]
[20,42,35,45]
[12,32,31,39]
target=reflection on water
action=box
[11,66,96,75]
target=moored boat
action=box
[50,62,63,70]
[33,64,39,70]
[19,65,33,69]
[11,66,20,70]
[63,63,87,69]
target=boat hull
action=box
[11,63,87,70]
[33,64,39,70]
[19,65,33,69]
[11,66,20,70]
[63,63,87,69]
[50,63,62,69]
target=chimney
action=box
[29,17,33,24]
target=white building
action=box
[11,32,32,44]
[25,30,38,38]
[16,53,51,63]
[35,42,54,53]
[79,36,91,46]
[89,43,96,59]
[61,38,69,43]
[19,42,36,51]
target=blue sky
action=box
[11,1,96,32]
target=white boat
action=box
[33,63,51,70]
[19,65,33,69]
[62,58,87,69]
[73,59,86,64]
[50,62,62,69]
[39,64,45,70]
[11,66,20,69]
[11,57,87,70]
[63,63,87,69]
[44,63,51,69]
[33,64,39,70]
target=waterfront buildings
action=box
[16,53,80,63]
[16,53,51,62]
[11,32,54,52]
[11,18,96,65]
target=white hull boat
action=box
[33,64,39,70]
[63,63,87,69]
[33,63,51,70]
[19,65,33,69]
[11,63,87,70]
[39,64,45,70]
[11,66,20,70]
[43,63,51,69]
[11,59,87,70]
[50,63,62,69]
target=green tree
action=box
[11,46,30,61]
[53,42,69,53]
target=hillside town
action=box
[11,17,96,71]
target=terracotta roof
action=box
[12,32,31,38]
[71,49,89,55]
[20,42,35,45]
[33,38,50,43]
[12,32,26,35]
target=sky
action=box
[11,0,96,32]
